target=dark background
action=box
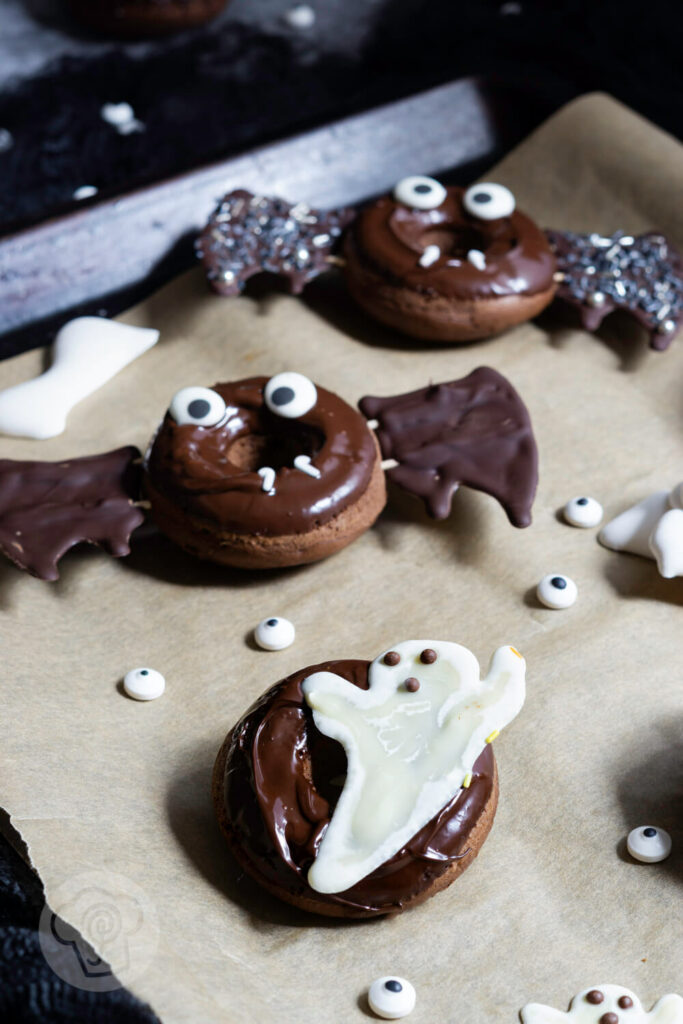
[1,0,682,1020]
[1,0,683,236]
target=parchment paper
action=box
[1,93,682,1023]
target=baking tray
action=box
[0,77,509,358]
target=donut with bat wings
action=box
[196,179,683,348]
[0,365,538,580]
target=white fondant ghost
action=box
[521,985,683,1024]
[599,484,683,579]
[0,317,159,440]
[302,639,525,894]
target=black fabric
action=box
[0,0,682,234]
[0,830,160,1023]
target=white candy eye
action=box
[368,976,416,1020]
[123,667,165,701]
[254,616,296,651]
[463,182,515,220]
[563,496,603,529]
[393,175,446,211]
[264,373,317,419]
[536,573,577,609]
[627,825,672,863]
[169,386,226,427]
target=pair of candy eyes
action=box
[394,176,516,219]
[169,372,317,428]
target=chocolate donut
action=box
[67,0,229,36]
[213,640,526,917]
[213,660,498,918]
[344,177,557,342]
[145,374,386,570]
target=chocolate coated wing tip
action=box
[360,367,538,528]
[0,446,145,581]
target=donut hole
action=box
[308,728,347,810]
[228,422,324,473]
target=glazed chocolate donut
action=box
[344,177,557,342]
[213,640,526,917]
[145,374,386,570]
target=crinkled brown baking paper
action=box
[1,94,682,1023]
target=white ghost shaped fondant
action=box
[521,984,683,1024]
[302,639,525,894]
[599,484,683,579]
[0,317,159,440]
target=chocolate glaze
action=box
[197,190,354,296]
[347,186,556,299]
[0,446,144,581]
[146,377,378,536]
[222,659,495,914]
[359,367,538,527]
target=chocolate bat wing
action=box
[360,366,538,528]
[546,228,683,350]
[196,189,355,297]
[0,446,145,581]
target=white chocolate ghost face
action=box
[521,985,683,1024]
[302,639,526,894]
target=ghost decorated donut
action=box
[212,638,526,917]
[342,177,557,342]
[521,985,683,1024]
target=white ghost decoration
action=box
[302,639,525,894]
[521,985,683,1024]
[0,317,159,440]
[599,483,683,579]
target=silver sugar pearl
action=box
[657,318,677,336]
[587,291,607,308]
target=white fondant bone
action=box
[302,639,525,893]
[521,985,683,1024]
[0,317,159,440]
[599,484,683,579]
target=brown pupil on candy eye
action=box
[473,192,492,203]
[414,184,432,194]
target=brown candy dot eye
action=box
[618,997,634,1010]
[599,1014,619,1024]
[586,991,605,1005]
[404,677,420,692]
[384,651,401,666]
[419,648,437,664]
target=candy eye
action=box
[536,573,578,609]
[393,175,447,211]
[368,976,416,1019]
[626,825,672,863]
[463,182,515,220]
[254,616,296,651]
[123,667,166,701]
[264,373,317,419]
[563,496,603,529]
[169,386,226,427]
